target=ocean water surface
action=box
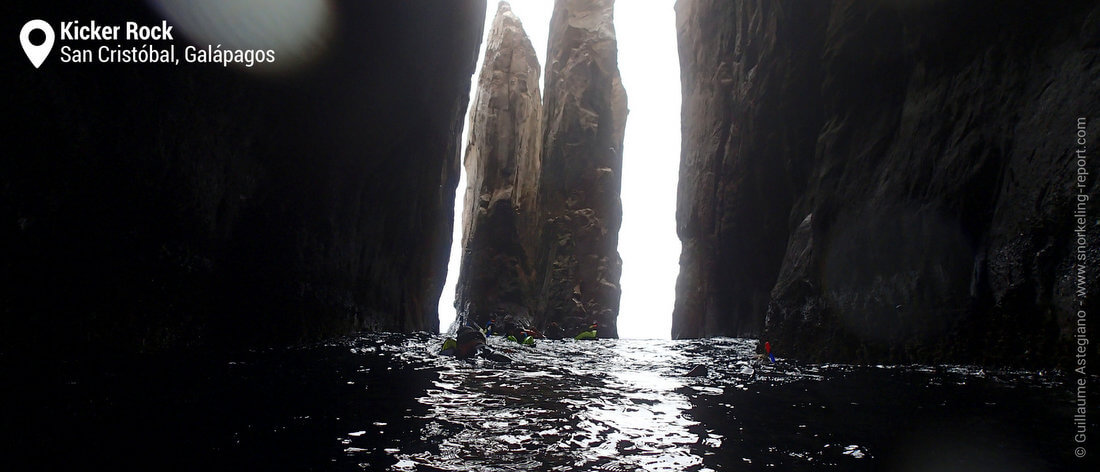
[8,333,1087,471]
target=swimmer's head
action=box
[455,326,487,358]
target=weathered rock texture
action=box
[456,0,628,336]
[674,0,1099,366]
[532,0,628,337]
[673,1,828,339]
[456,3,543,329]
[1,0,486,356]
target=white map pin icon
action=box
[20,19,54,69]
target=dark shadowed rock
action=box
[674,0,1099,367]
[455,2,543,330]
[673,0,828,339]
[1,0,487,356]
[533,0,628,337]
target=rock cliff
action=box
[533,0,628,337]
[457,0,628,336]
[455,2,543,329]
[673,0,829,339]
[2,0,486,355]
[674,0,1099,366]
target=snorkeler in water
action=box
[543,321,565,340]
[507,331,537,346]
[439,326,512,363]
[574,322,598,340]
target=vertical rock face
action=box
[2,0,486,355]
[456,2,543,329]
[674,0,1099,366]
[457,0,629,336]
[533,0,628,337]
[673,0,828,339]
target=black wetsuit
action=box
[442,326,512,363]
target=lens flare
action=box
[148,0,333,72]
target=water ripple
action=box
[313,334,1079,471]
[15,332,1078,471]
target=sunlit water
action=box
[8,334,1089,471]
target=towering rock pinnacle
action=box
[456,2,543,328]
[458,0,627,336]
[534,0,628,337]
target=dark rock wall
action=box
[455,2,543,329]
[673,0,829,338]
[1,0,487,355]
[533,0,628,337]
[674,0,1099,366]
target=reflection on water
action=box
[406,339,711,471]
[7,334,1089,471]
